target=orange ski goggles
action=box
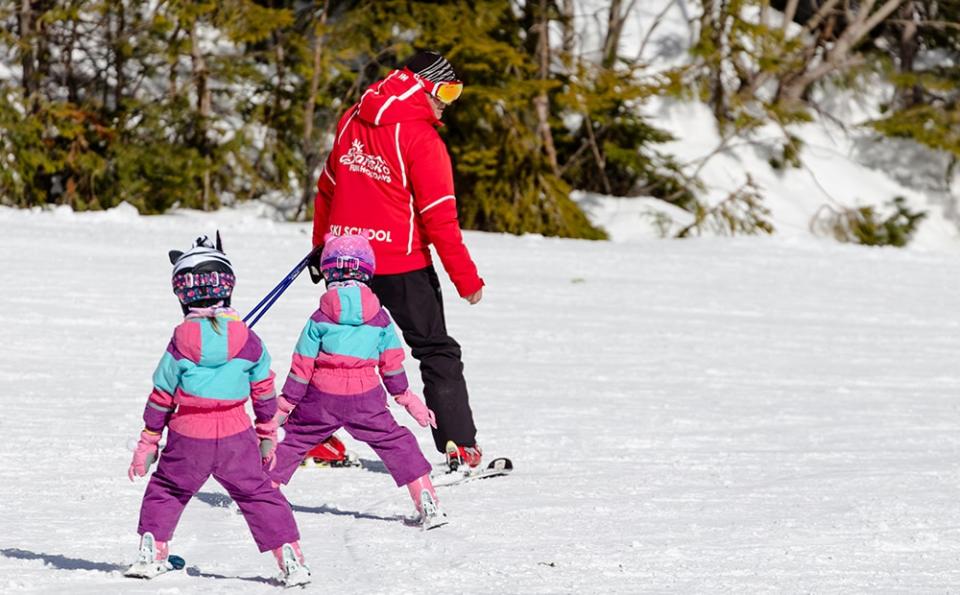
[426,80,463,104]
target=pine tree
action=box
[314,0,607,238]
[0,1,687,240]
[413,0,605,238]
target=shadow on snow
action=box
[193,490,405,523]
[185,565,277,585]
[0,548,126,573]
[193,491,235,508]
[0,547,289,585]
[358,458,389,474]
[288,502,407,523]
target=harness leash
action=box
[244,245,322,329]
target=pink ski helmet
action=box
[320,234,376,284]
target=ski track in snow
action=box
[2,206,960,593]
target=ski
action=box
[275,543,312,588]
[432,457,513,487]
[123,554,185,579]
[298,451,361,468]
[417,489,449,530]
[124,532,186,579]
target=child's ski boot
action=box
[444,440,482,473]
[300,434,359,468]
[124,532,184,579]
[407,474,447,530]
[272,542,311,587]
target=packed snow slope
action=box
[2,204,960,593]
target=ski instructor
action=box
[308,50,486,471]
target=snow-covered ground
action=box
[3,204,960,593]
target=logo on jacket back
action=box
[339,140,392,184]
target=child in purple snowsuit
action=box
[127,234,310,584]
[269,234,446,528]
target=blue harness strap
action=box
[244,245,322,329]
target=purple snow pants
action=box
[138,428,299,552]
[270,386,431,488]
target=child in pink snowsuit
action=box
[270,234,446,528]
[127,234,310,585]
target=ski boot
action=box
[445,440,482,473]
[124,532,183,579]
[300,434,359,468]
[407,474,447,530]
[272,541,311,587]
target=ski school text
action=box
[327,226,394,243]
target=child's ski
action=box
[298,451,361,468]
[123,555,185,579]
[432,457,513,487]
[276,543,312,588]
[123,533,186,579]
[416,489,449,530]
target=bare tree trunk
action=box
[102,3,112,108]
[112,0,127,114]
[584,116,612,194]
[19,0,55,112]
[273,31,286,122]
[65,12,79,104]
[601,0,639,69]
[190,20,212,210]
[297,0,330,221]
[35,0,50,103]
[778,0,905,104]
[782,0,800,29]
[895,0,920,109]
[741,0,839,99]
[168,24,181,100]
[19,0,37,109]
[560,0,575,73]
[534,0,560,175]
[701,0,729,123]
[743,0,902,105]
[190,29,211,119]
[798,0,842,36]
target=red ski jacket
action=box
[313,68,484,298]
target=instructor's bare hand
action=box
[464,288,483,305]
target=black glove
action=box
[308,248,323,284]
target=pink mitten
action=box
[128,430,162,481]
[257,419,279,470]
[394,389,437,429]
[275,395,296,426]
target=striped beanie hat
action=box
[403,50,458,83]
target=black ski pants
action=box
[370,266,477,453]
